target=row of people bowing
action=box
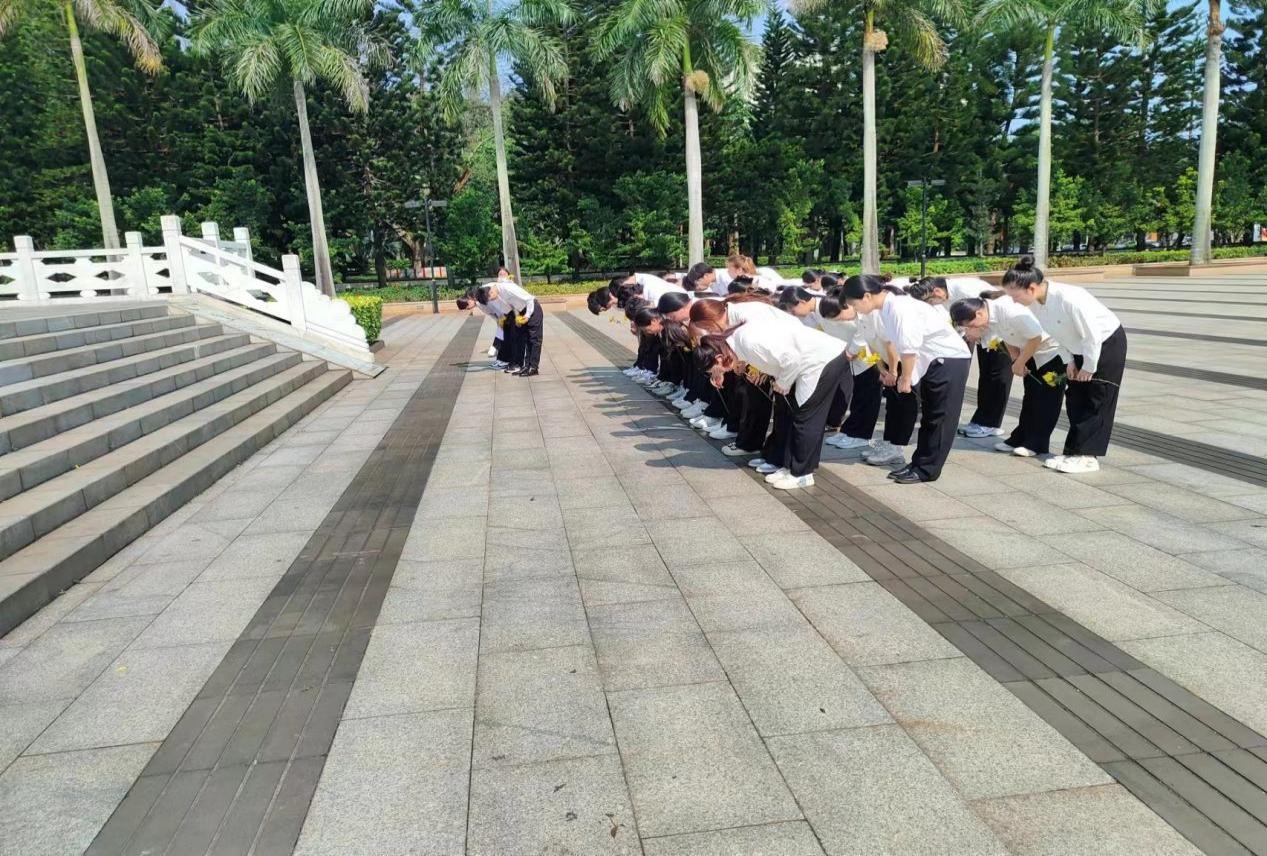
[588,255,1126,490]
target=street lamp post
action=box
[907,178,945,278]
[405,192,448,315]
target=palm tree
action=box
[793,0,965,273]
[419,0,573,286]
[977,0,1146,268]
[193,0,380,297]
[0,0,162,250]
[1190,0,1224,265]
[593,0,762,266]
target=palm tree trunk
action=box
[488,61,522,285]
[293,79,336,297]
[860,12,879,273]
[1191,0,1223,266]
[683,76,705,265]
[64,1,119,250]
[1034,25,1055,269]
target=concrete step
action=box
[0,350,302,501]
[0,304,171,341]
[0,329,247,418]
[0,359,331,564]
[0,341,278,455]
[0,316,209,387]
[0,312,196,362]
[0,367,351,636]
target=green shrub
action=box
[342,294,383,343]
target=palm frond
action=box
[504,19,569,108]
[231,33,282,100]
[74,0,163,72]
[643,14,688,86]
[888,7,948,69]
[0,0,27,37]
[315,42,369,111]
[975,0,1053,32]
[1061,0,1146,45]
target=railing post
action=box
[282,254,308,333]
[161,215,190,294]
[124,231,150,298]
[201,221,224,285]
[12,236,42,302]
[233,226,253,266]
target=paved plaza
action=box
[3,277,1267,854]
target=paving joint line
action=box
[85,315,483,856]
[558,310,1267,856]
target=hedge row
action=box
[341,294,383,343]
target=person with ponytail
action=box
[842,274,971,484]
[950,295,1069,459]
[694,317,849,490]
[905,275,1021,442]
[683,261,733,296]
[1002,255,1126,474]
[458,291,510,369]
[779,286,856,438]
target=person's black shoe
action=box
[504,364,522,374]
[517,367,539,377]
[886,465,913,481]
[891,469,926,484]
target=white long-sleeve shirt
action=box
[477,297,511,340]
[496,281,536,317]
[945,277,994,302]
[634,273,687,305]
[980,296,1068,367]
[726,318,846,406]
[1027,281,1121,373]
[879,294,970,385]
[709,268,733,296]
[726,300,801,329]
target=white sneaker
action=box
[688,414,711,428]
[491,360,508,368]
[709,427,738,440]
[722,443,755,457]
[764,467,791,483]
[682,402,706,417]
[672,397,695,410]
[829,435,871,451]
[656,384,679,397]
[1054,455,1100,474]
[770,472,814,490]
[864,440,905,467]
[748,457,767,469]
[696,417,723,431]
[1012,446,1037,458]
[755,462,781,475]
[962,423,1002,439]
[487,345,499,357]
[1043,455,1066,470]
[669,386,689,401]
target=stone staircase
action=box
[0,304,352,635]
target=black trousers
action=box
[909,356,972,481]
[788,353,852,476]
[970,344,1014,428]
[494,334,507,362]
[883,364,919,446]
[503,320,524,366]
[635,334,658,372]
[1064,326,1127,456]
[765,390,792,468]
[1005,355,1066,455]
[842,367,882,440]
[736,380,771,453]
[657,342,680,384]
[704,371,736,422]
[517,303,544,370]
[685,351,711,404]
[825,370,855,430]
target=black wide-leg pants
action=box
[970,344,1014,429]
[788,353,852,477]
[909,356,972,481]
[1005,355,1066,455]
[842,366,882,440]
[1064,326,1127,457]
[519,303,544,370]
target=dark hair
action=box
[456,296,474,311]
[820,273,840,292]
[615,282,643,308]
[587,286,614,316]
[683,262,712,291]
[632,306,661,330]
[475,284,495,305]
[694,332,739,372]
[842,274,903,302]
[1002,255,1044,290]
[777,286,815,310]
[727,274,757,295]
[905,277,948,303]
[657,292,692,314]
[949,297,987,326]
[801,269,824,284]
[661,319,692,350]
[623,297,649,320]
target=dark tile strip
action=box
[1116,307,1267,324]
[1129,328,1267,349]
[87,316,483,856]
[1127,360,1267,392]
[558,310,1267,856]
[1097,294,1261,305]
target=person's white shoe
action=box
[764,467,791,483]
[683,401,707,416]
[755,462,781,475]
[722,443,755,457]
[487,345,499,357]
[770,472,814,490]
[672,397,695,411]
[491,360,508,369]
[696,417,723,431]
[748,457,767,469]
[709,427,738,440]
[656,384,679,397]
[669,386,689,401]
[1054,455,1100,474]
[1012,445,1037,457]
[1044,455,1066,470]
[688,414,711,428]
[829,435,871,451]
[961,423,1001,439]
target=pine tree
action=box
[753,11,797,137]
